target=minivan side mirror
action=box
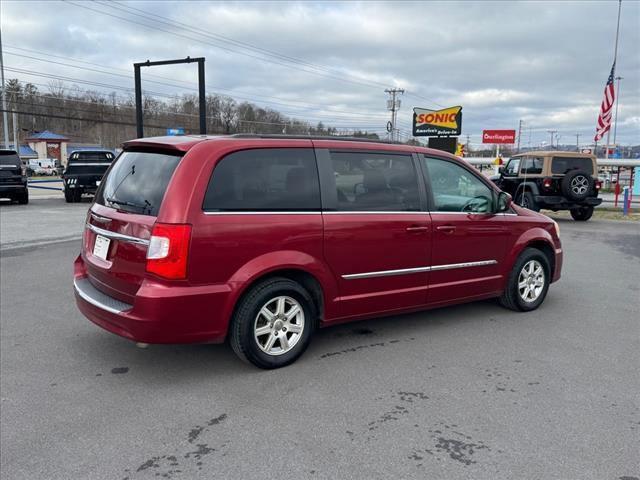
[496,191,512,213]
[498,166,505,175]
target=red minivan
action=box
[74,135,563,368]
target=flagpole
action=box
[605,0,622,160]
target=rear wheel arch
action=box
[515,181,540,197]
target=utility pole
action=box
[516,119,523,153]
[0,24,10,149]
[385,88,404,142]
[547,130,557,149]
[613,76,623,145]
[575,133,582,152]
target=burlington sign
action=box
[482,129,516,144]
[412,106,462,137]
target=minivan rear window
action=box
[203,148,320,211]
[551,157,593,175]
[96,151,182,216]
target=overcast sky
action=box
[2,0,639,147]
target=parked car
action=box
[27,158,58,176]
[62,150,115,202]
[0,149,29,204]
[490,151,602,221]
[74,135,563,369]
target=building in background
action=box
[24,130,70,167]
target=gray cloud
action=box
[2,0,638,145]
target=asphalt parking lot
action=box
[1,202,639,480]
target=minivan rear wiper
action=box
[106,196,149,212]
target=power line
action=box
[4,49,397,120]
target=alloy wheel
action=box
[570,175,589,196]
[254,296,305,356]
[518,260,545,303]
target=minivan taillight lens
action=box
[146,223,192,280]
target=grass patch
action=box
[543,209,640,222]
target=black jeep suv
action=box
[62,150,115,203]
[0,149,28,204]
[491,152,602,221]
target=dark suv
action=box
[491,152,602,221]
[0,150,28,204]
[62,150,115,203]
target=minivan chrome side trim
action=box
[342,260,497,280]
[86,223,150,246]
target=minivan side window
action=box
[520,156,544,174]
[329,151,420,211]
[203,148,320,211]
[425,157,494,213]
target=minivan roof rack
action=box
[229,134,401,144]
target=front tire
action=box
[17,189,29,204]
[515,191,539,211]
[570,206,594,221]
[229,277,317,369]
[500,248,550,312]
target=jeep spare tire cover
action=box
[561,170,592,201]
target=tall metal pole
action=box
[613,76,623,145]
[576,133,581,152]
[516,119,523,153]
[134,65,143,138]
[198,59,206,135]
[0,25,10,149]
[605,0,622,160]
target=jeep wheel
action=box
[570,206,594,221]
[64,189,74,203]
[500,248,550,312]
[229,277,317,369]
[515,191,539,211]
[562,170,592,201]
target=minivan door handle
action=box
[436,225,456,234]
[406,226,429,233]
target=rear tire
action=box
[570,206,594,221]
[17,189,28,205]
[515,191,539,211]
[229,277,316,369]
[499,248,551,312]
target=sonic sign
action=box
[412,106,462,137]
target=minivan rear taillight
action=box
[146,223,192,280]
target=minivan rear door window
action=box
[95,151,182,216]
[551,157,593,175]
[203,148,320,211]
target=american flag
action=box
[594,62,616,142]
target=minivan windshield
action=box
[95,151,182,216]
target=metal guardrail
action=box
[464,157,640,167]
[28,179,63,191]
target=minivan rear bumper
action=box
[74,255,230,344]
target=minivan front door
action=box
[320,149,431,320]
[422,156,508,305]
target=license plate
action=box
[96,180,101,186]
[93,235,111,260]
